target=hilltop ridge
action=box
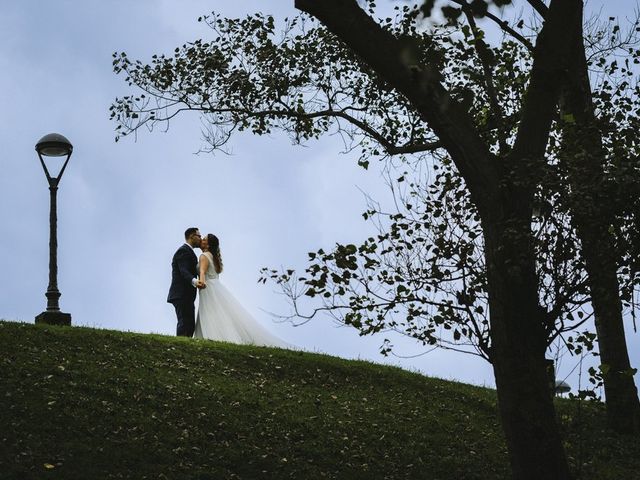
[0,321,637,479]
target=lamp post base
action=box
[35,311,71,326]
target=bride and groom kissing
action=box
[167,227,286,347]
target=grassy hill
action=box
[0,321,638,479]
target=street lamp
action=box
[35,133,73,326]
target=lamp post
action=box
[35,133,73,326]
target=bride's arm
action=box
[199,254,210,285]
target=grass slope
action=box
[0,321,637,480]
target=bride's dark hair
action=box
[207,234,223,274]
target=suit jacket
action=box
[167,244,197,304]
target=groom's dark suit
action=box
[167,243,198,337]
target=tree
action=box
[299,0,640,440]
[555,9,640,433]
[416,1,640,434]
[416,3,640,434]
[110,1,640,477]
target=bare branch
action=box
[449,0,535,51]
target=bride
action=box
[193,233,287,348]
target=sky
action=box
[1,0,637,393]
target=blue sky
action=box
[1,0,637,392]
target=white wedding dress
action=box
[193,252,287,348]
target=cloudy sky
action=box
[1,0,637,392]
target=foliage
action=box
[111,11,435,157]
[260,149,593,362]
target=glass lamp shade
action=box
[36,133,73,157]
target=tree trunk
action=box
[580,231,640,432]
[562,18,640,433]
[482,202,572,479]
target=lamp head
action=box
[36,133,73,157]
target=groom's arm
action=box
[175,249,198,287]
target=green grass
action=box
[0,321,638,479]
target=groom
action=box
[167,227,205,337]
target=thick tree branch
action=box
[510,0,582,172]
[311,109,443,155]
[527,0,549,19]
[247,107,443,155]
[295,0,500,212]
